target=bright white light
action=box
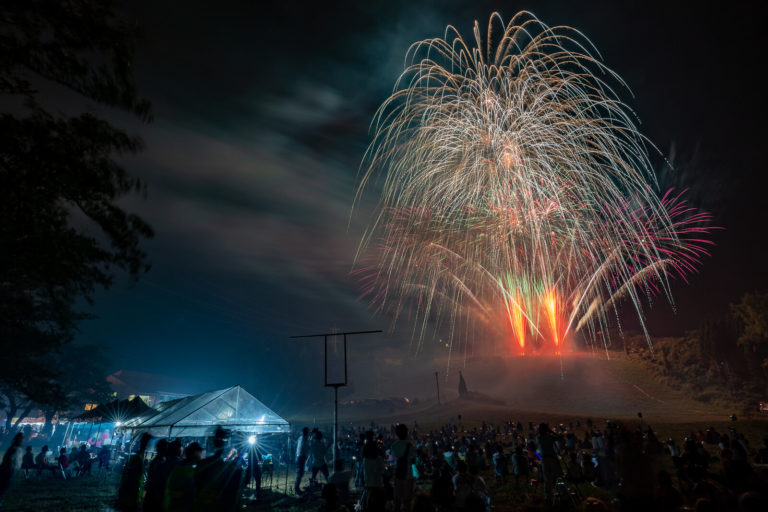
[115,421,122,427]
[248,435,256,445]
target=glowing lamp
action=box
[248,435,256,445]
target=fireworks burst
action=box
[355,12,714,358]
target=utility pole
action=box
[434,371,441,404]
[289,329,381,468]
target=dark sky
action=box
[74,0,767,412]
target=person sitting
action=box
[319,483,348,512]
[75,444,93,476]
[22,447,34,479]
[328,458,353,507]
[35,446,57,477]
[58,448,70,479]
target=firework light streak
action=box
[354,12,714,358]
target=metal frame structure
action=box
[289,329,381,466]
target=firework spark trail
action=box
[354,11,714,357]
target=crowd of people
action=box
[297,417,768,512]
[0,431,115,493]
[115,427,269,512]
[1,416,767,511]
[17,442,111,479]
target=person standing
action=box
[245,443,262,501]
[194,427,242,512]
[492,444,507,484]
[164,442,203,512]
[362,432,386,512]
[116,432,152,512]
[390,424,414,512]
[143,438,168,512]
[22,446,34,479]
[309,430,329,486]
[536,423,563,503]
[0,433,24,505]
[294,427,310,494]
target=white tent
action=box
[122,385,289,437]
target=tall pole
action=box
[332,385,339,465]
[289,329,381,471]
[435,372,441,404]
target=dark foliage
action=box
[623,291,768,412]
[0,0,152,417]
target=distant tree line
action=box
[622,291,768,412]
[0,0,152,439]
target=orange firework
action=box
[542,288,561,353]
[506,293,526,354]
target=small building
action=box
[107,369,203,406]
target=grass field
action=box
[1,470,120,511]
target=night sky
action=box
[74,0,767,411]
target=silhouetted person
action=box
[391,423,414,512]
[328,458,353,507]
[164,442,203,512]
[294,427,310,494]
[21,446,34,478]
[492,444,507,484]
[245,443,262,500]
[452,460,473,510]
[97,444,112,471]
[116,432,152,512]
[0,432,24,504]
[536,423,562,502]
[76,443,93,476]
[194,427,241,512]
[35,445,56,477]
[431,463,454,511]
[57,448,69,478]
[309,430,329,486]
[143,438,169,512]
[319,482,348,512]
[362,431,386,512]
[159,440,183,490]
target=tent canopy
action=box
[122,385,289,437]
[73,396,151,423]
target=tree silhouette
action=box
[1,0,153,424]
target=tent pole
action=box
[94,422,103,445]
[86,422,94,444]
[284,431,289,494]
[61,421,72,450]
[66,422,76,447]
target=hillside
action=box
[288,355,733,427]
